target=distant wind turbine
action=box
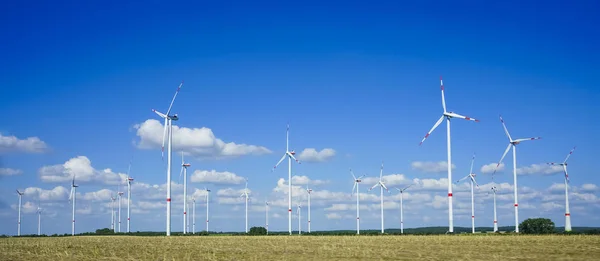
[68,174,78,236]
[152,81,183,236]
[16,190,23,236]
[117,184,123,233]
[37,203,42,236]
[368,161,389,234]
[490,184,499,232]
[548,146,577,232]
[192,197,196,234]
[272,123,301,235]
[240,179,250,233]
[394,184,413,234]
[419,76,480,233]
[265,200,269,235]
[110,195,116,232]
[493,115,541,233]
[205,187,210,232]
[126,161,134,233]
[456,153,480,233]
[180,152,191,234]
[306,185,312,233]
[350,169,365,235]
[297,204,302,235]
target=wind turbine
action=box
[68,174,78,236]
[548,146,576,232]
[297,204,302,235]
[419,76,480,233]
[126,162,133,233]
[180,152,191,234]
[490,184,498,232]
[152,81,183,236]
[205,187,211,232]
[36,203,42,236]
[493,115,541,233]
[394,184,413,234]
[368,161,389,234]
[16,190,23,236]
[117,184,123,233]
[306,185,312,233]
[110,195,116,232]
[265,200,269,235]
[456,153,480,233]
[272,123,301,235]
[350,169,365,235]
[192,197,196,234]
[240,179,250,233]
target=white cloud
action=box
[516,164,563,175]
[362,174,412,187]
[290,175,329,186]
[23,186,69,201]
[297,148,336,162]
[0,133,49,153]
[217,188,249,197]
[325,213,342,219]
[0,168,22,176]
[190,170,245,185]
[38,156,127,185]
[82,189,114,201]
[134,119,271,159]
[411,161,456,173]
[580,184,600,193]
[480,163,504,174]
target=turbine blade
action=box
[470,175,480,189]
[446,112,479,122]
[166,81,183,116]
[499,115,513,141]
[564,166,570,183]
[272,154,287,171]
[289,153,301,164]
[564,146,576,163]
[469,153,475,175]
[381,183,388,191]
[440,76,447,112]
[379,161,384,180]
[368,183,379,191]
[352,182,357,195]
[456,175,470,183]
[350,168,356,181]
[153,109,167,118]
[402,184,413,191]
[419,115,445,146]
[494,143,512,174]
[161,118,168,160]
[513,137,541,143]
[178,165,184,184]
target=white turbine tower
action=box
[419,76,479,233]
[265,200,269,235]
[490,184,499,232]
[272,123,301,235]
[240,179,250,233]
[297,204,302,235]
[456,153,480,234]
[126,162,133,233]
[350,169,365,235]
[306,185,312,233]
[16,190,23,236]
[192,197,196,234]
[368,162,389,234]
[117,184,123,233]
[180,152,191,234]
[205,188,211,232]
[152,81,183,237]
[36,204,42,236]
[110,195,116,232]
[493,115,541,233]
[394,184,413,234]
[68,174,78,236]
[548,146,576,232]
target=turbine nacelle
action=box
[182,163,191,167]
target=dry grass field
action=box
[1,235,599,260]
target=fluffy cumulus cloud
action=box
[362,174,412,187]
[296,148,336,162]
[0,168,22,176]
[580,184,600,193]
[190,170,245,185]
[290,175,329,186]
[0,133,49,154]
[516,164,563,175]
[22,186,70,201]
[134,119,271,159]
[38,156,127,185]
[411,161,456,173]
[480,163,505,174]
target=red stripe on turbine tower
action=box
[565,213,570,216]
[448,193,453,197]
[167,198,171,202]
[514,203,518,207]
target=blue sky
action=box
[1,0,599,235]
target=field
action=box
[1,235,599,260]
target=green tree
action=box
[519,218,555,234]
[248,226,267,235]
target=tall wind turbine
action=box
[493,115,541,233]
[548,146,576,232]
[152,81,183,236]
[350,169,365,234]
[456,153,480,233]
[110,195,116,232]
[419,76,480,233]
[16,190,23,236]
[306,185,312,233]
[117,184,123,233]
[272,123,301,235]
[368,162,389,234]
[205,187,210,232]
[68,174,78,236]
[192,197,196,234]
[126,162,134,233]
[297,204,302,235]
[490,184,498,232]
[240,179,250,233]
[180,152,191,234]
[37,204,42,236]
[394,184,413,234]
[265,200,269,235]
